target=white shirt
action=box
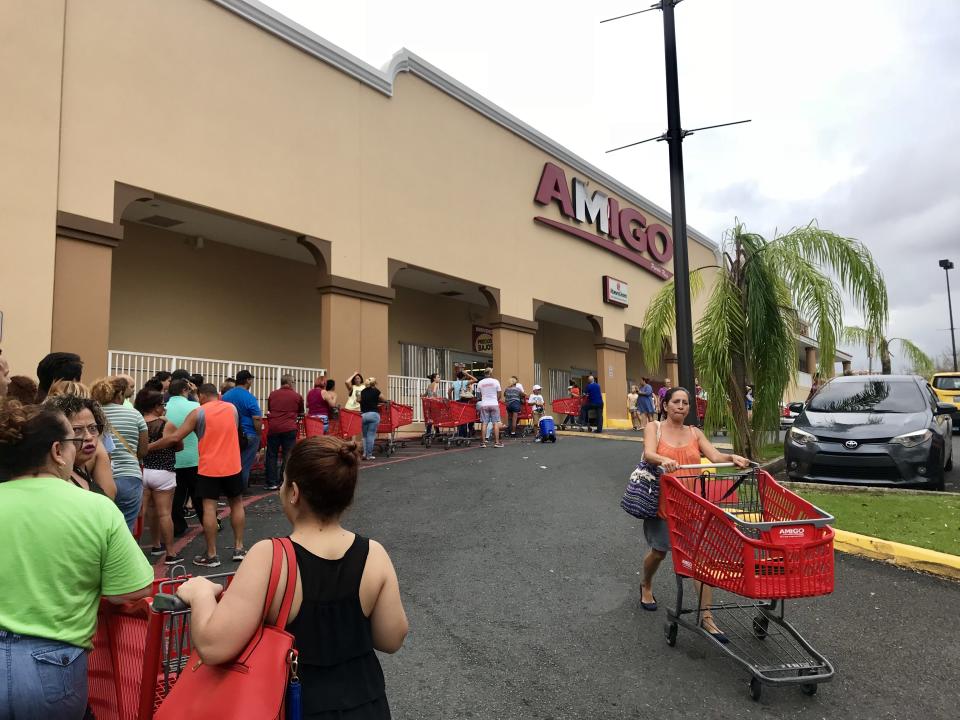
[528,393,544,406]
[516,383,525,394]
[476,377,501,408]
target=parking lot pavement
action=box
[178,435,960,719]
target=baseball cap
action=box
[532,384,542,391]
[236,369,255,384]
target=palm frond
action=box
[890,338,934,376]
[841,325,877,348]
[766,242,843,376]
[640,269,706,369]
[740,232,796,434]
[773,222,889,341]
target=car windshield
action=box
[807,380,926,413]
[932,376,960,391]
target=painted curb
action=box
[832,529,960,581]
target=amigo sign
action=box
[533,162,673,279]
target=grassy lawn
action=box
[797,490,960,556]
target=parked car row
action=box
[784,374,956,491]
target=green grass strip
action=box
[797,490,960,556]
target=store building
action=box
[0,0,838,424]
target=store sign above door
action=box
[603,276,629,307]
[533,162,673,280]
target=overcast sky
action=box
[263,0,960,372]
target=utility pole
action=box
[660,0,698,425]
[940,259,958,371]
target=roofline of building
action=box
[797,334,853,362]
[210,0,721,259]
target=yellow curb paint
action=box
[833,529,960,581]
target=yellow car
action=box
[931,372,960,428]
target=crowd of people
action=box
[0,348,408,717]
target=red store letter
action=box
[534,162,574,218]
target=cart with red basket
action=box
[374,401,414,457]
[327,408,363,440]
[551,396,588,431]
[660,464,835,701]
[421,397,477,448]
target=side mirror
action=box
[935,402,958,416]
[788,402,805,414]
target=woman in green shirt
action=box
[0,399,154,719]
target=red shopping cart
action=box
[421,397,477,448]
[303,415,326,437]
[551,397,587,430]
[659,464,835,700]
[327,408,362,440]
[374,401,414,457]
[87,571,237,719]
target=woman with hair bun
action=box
[0,399,153,718]
[176,436,408,719]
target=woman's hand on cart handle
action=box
[176,576,225,606]
[660,458,680,473]
[153,593,189,612]
[729,454,751,469]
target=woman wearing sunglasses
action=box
[0,398,153,719]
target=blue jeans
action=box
[0,630,88,719]
[265,430,297,488]
[361,411,380,457]
[239,432,261,489]
[114,475,143,531]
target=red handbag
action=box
[155,538,299,719]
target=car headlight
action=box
[788,427,817,446]
[890,429,933,448]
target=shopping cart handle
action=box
[675,461,760,469]
[153,593,189,612]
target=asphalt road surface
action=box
[178,435,960,719]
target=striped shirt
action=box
[102,404,147,478]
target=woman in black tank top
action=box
[175,437,409,719]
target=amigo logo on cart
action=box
[681,559,693,569]
[533,162,673,281]
[778,527,807,537]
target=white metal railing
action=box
[107,350,325,411]
[388,375,454,423]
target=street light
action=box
[940,259,958,371]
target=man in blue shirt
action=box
[222,369,263,489]
[580,374,604,433]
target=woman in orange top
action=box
[640,386,749,641]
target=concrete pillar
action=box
[805,346,818,375]
[841,360,851,375]
[51,213,124,379]
[664,352,679,387]
[491,315,537,391]
[318,278,393,391]
[0,1,66,375]
[595,338,629,428]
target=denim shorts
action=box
[0,630,88,719]
[478,406,501,425]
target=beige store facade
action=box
[1,0,724,427]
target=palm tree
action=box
[642,221,888,459]
[842,326,933,376]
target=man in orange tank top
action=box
[169,384,245,568]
